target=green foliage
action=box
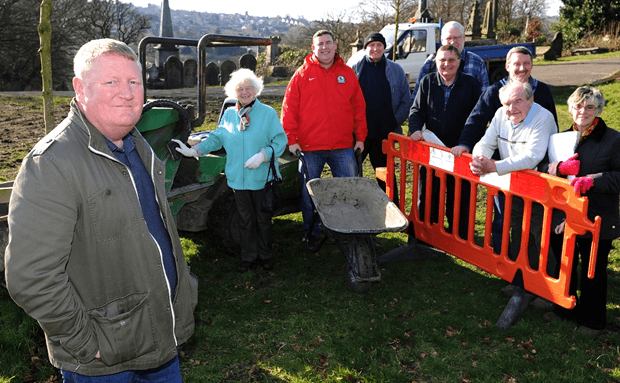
[553,0,620,48]
[551,16,586,49]
[496,21,522,42]
[276,45,309,75]
[256,45,307,79]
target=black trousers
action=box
[548,234,612,330]
[361,138,399,207]
[418,167,470,240]
[234,189,273,263]
[509,197,545,287]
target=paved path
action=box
[531,56,620,87]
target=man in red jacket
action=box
[282,30,367,242]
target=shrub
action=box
[255,45,308,79]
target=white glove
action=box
[244,148,269,169]
[171,139,200,159]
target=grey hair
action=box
[441,21,465,38]
[506,46,533,64]
[499,80,533,102]
[224,68,264,99]
[567,85,605,116]
[74,38,141,79]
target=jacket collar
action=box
[567,117,608,142]
[433,70,460,87]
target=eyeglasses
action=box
[573,103,596,111]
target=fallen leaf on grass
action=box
[445,326,460,336]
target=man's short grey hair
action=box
[506,46,533,63]
[224,68,264,99]
[441,21,465,38]
[567,85,606,116]
[499,80,533,102]
[74,38,141,79]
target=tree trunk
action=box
[393,3,400,61]
[38,0,54,134]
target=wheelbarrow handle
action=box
[355,147,363,178]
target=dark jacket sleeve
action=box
[533,81,558,127]
[408,74,431,133]
[458,83,502,150]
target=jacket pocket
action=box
[89,292,158,366]
[87,186,139,244]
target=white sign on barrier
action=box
[480,172,511,190]
[429,147,455,173]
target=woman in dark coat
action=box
[541,86,620,339]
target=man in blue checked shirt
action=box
[412,21,489,98]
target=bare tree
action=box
[354,0,418,60]
[83,0,151,44]
[0,0,151,91]
[497,0,549,33]
[314,10,359,60]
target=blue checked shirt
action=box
[413,49,489,97]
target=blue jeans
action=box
[61,356,182,383]
[299,148,358,237]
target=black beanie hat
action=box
[363,32,386,49]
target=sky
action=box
[127,0,562,21]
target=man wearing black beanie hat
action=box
[349,31,412,206]
[363,32,387,50]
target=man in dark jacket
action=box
[5,39,198,380]
[349,31,412,206]
[409,44,481,240]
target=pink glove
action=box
[558,153,580,176]
[570,177,593,193]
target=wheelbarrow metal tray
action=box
[307,177,408,234]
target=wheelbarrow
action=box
[298,150,408,293]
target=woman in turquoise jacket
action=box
[174,69,287,272]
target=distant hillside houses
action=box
[135,4,310,40]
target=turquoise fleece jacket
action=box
[196,99,287,191]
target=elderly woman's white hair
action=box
[224,68,264,99]
[567,85,606,116]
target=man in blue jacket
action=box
[409,45,481,240]
[350,32,412,206]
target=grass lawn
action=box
[1,75,620,383]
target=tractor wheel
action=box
[489,66,508,84]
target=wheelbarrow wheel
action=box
[344,236,374,293]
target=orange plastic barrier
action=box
[377,133,601,309]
